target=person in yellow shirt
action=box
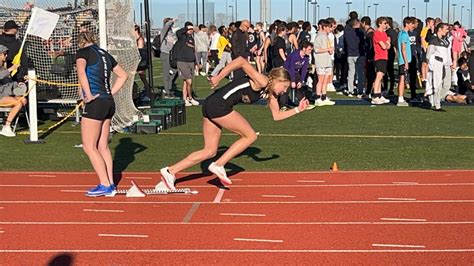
[211,26,232,78]
[420,17,435,88]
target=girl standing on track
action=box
[159,56,309,189]
[76,31,128,197]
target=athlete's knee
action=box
[82,144,97,155]
[246,131,258,143]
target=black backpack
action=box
[152,34,161,58]
[169,40,181,69]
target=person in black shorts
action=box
[371,17,391,105]
[76,31,128,197]
[159,57,309,189]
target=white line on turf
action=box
[220,213,266,217]
[380,218,427,222]
[378,198,417,201]
[234,238,283,243]
[2,221,474,225]
[83,209,124,213]
[213,189,226,203]
[261,195,295,198]
[372,244,426,248]
[2,249,472,253]
[98,234,148,238]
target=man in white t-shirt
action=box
[209,25,220,68]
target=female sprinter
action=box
[76,31,128,197]
[159,56,309,189]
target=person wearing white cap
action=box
[0,44,27,137]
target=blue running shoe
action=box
[106,184,117,197]
[86,184,114,197]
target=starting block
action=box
[116,180,199,197]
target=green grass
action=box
[1,59,473,172]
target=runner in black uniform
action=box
[159,56,309,188]
[76,31,128,197]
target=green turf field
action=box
[1,59,473,172]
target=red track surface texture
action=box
[1,170,473,264]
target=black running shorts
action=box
[375,60,387,74]
[82,98,115,121]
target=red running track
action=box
[0,170,473,264]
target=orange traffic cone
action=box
[330,162,338,172]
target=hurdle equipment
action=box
[115,180,199,197]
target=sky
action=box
[134,0,474,28]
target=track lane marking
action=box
[213,189,226,203]
[3,183,474,188]
[125,177,153,180]
[372,244,426,248]
[98,234,148,238]
[1,221,473,225]
[182,203,200,223]
[380,218,427,222]
[261,195,295,198]
[83,209,124,213]
[378,198,417,201]
[297,180,326,183]
[1,249,473,253]
[61,190,86,193]
[1,200,474,204]
[234,238,283,243]
[392,182,419,185]
[28,174,56,178]
[220,213,266,217]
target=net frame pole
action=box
[144,0,153,90]
[98,0,107,50]
[24,69,44,144]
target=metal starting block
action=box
[115,180,199,197]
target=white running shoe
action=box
[321,98,336,106]
[185,100,193,107]
[208,162,232,185]
[380,96,390,104]
[314,98,324,106]
[189,98,200,106]
[0,126,15,137]
[160,167,176,190]
[371,97,384,105]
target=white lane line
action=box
[0,230,4,233]
[392,182,419,185]
[98,234,148,238]
[2,221,474,225]
[0,207,4,209]
[234,238,283,243]
[297,180,326,183]
[182,203,200,223]
[28,174,56,178]
[261,195,295,198]
[213,189,226,203]
[2,200,474,204]
[2,249,472,253]
[2,183,474,188]
[380,218,427,222]
[378,198,417,201]
[372,244,426,248]
[220,213,266,217]
[83,209,124,213]
[61,190,86,193]
[125,177,153,180]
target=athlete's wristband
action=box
[294,107,300,114]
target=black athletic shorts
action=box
[375,60,387,74]
[202,96,233,120]
[421,50,428,63]
[82,97,115,121]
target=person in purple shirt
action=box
[281,41,313,107]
